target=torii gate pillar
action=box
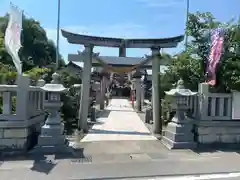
[151,47,161,135]
[78,45,93,132]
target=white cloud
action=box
[136,0,183,8]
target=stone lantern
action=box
[32,72,70,153]
[162,79,197,149]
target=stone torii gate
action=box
[69,53,153,110]
[61,29,184,134]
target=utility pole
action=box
[185,0,190,50]
[56,0,61,70]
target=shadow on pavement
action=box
[106,109,135,112]
[0,147,92,173]
[96,109,111,118]
[0,153,57,174]
[88,121,105,125]
[30,155,57,175]
[87,109,111,129]
[192,143,240,155]
[88,129,152,136]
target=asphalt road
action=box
[117,178,240,180]
[111,172,240,179]
[1,158,240,180]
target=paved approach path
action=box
[81,98,157,142]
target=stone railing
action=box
[205,93,232,120]
[189,92,232,121]
[0,85,45,120]
[0,76,46,151]
[190,83,238,145]
[188,83,232,121]
[188,94,199,119]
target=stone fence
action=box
[0,75,46,151]
[188,83,240,145]
[2,76,240,151]
[189,83,232,121]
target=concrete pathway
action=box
[81,98,157,142]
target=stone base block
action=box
[41,123,64,136]
[164,130,194,142]
[145,109,152,123]
[162,120,196,149]
[0,138,27,149]
[162,136,196,149]
[197,121,240,145]
[38,135,66,146]
[0,121,43,152]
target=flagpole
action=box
[56,0,60,71]
[20,5,23,75]
[185,0,190,50]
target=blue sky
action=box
[0,0,240,62]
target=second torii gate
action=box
[61,29,184,134]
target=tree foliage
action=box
[160,12,240,121]
[161,12,240,93]
[0,13,83,134]
[0,14,65,72]
[0,14,67,83]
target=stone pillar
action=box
[73,84,82,126]
[32,72,70,153]
[128,73,131,81]
[37,79,46,117]
[16,75,31,121]
[134,78,141,112]
[198,83,209,120]
[100,76,106,110]
[141,81,145,107]
[110,72,114,81]
[119,46,126,93]
[119,46,126,57]
[78,45,93,132]
[151,47,161,134]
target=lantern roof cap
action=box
[41,72,67,92]
[165,79,197,96]
[41,84,66,92]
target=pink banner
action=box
[206,28,225,86]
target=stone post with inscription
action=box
[100,75,106,110]
[141,79,145,108]
[132,70,142,112]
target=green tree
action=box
[185,12,240,91]
[163,52,203,91]
[160,12,240,121]
[0,13,82,134]
[0,14,65,70]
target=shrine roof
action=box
[99,56,149,65]
[68,54,156,68]
[61,29,184,48]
